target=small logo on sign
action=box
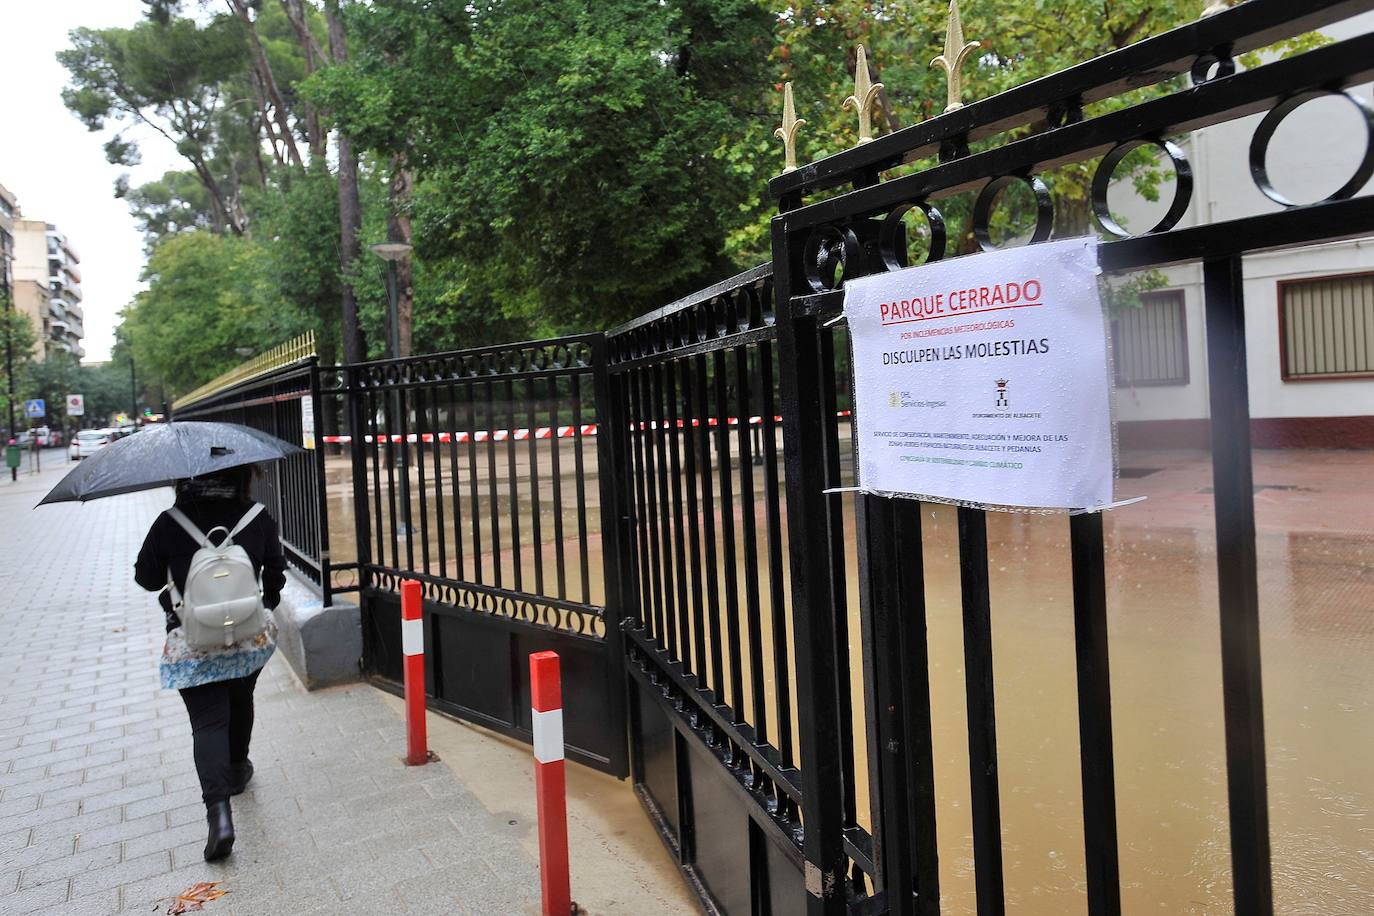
[995,378,1009,409]
[888,391,901,408]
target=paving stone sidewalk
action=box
[0,458,539,915]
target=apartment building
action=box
[0,182,15,310]
[45,226,84,360]
[11,216,83,362]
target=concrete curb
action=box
[274,570,363,691]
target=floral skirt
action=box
[160,609,278,690]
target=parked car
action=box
[33,426,53,447]
[69,428,111,461]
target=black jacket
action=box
[134,498,288,632]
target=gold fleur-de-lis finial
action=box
[930,0,980,114]
[842,45,885,145]
[775,82,806,172]
[1200,0,1231,16]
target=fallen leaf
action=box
[159,882,228,914]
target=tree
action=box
[322,0,366,362]
[77,360,142,426]
[121,170,218,247]
[60,16,254,234]
[308,0,777,330]
[0,298,39,436]
[250,165,347,365]
[63,1,374,372]
[119,232,312,397]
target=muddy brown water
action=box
[322,440,1374,914]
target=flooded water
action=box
[322,439,1374,914]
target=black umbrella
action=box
[38,421,304,506]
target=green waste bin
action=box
[5,445,20,470]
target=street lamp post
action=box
[129,357,137,425]
[368,240,413,538]
[369,241,412,360]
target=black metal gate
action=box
[339,336,629,776]
[762,3,1374,914]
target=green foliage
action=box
[62,0,1338,394]
[248,165,347,361]
[119,232,312,397]
[310,0,776,329]
[1099,269,1168,315]
[60,16,253,232]
[0,300,39,431]
[122,170,218,245]
[75,360,142,425]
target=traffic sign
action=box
[66,394,85,417]
[24,399,45,419]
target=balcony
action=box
[50,318,70,336]
[49,299,66,319]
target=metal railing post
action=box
[771,212,848,916]
[309,358,333,607]
[590,332,631,778]
[1204,254,1273,916]
[347,365,374,592]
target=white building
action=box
[1108,12,1374,449]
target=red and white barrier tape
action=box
[321,424,597,445]
[318,410,852,444]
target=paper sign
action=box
[300,395,316,450]
[844,236,1113,510]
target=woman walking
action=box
[134,465,287,862]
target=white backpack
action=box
[166,504,269,649]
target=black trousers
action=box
[179,669,262,805]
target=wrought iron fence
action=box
[767,2,1374,914]
[606,265,826,896]
[333,335,629,774]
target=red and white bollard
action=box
[529,651,572,915]
[400,580,430,766]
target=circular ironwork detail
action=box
[1250,89,1374,209]
[878,201,947,271]
[1190,49,1236,87]
[972,175,1054,251]
[802,225,863,293]
[1091,138,1193,238]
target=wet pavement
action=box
[0,460,541,915]
[323,438,1374,913]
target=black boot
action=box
[230,760,254,796]
[204,800,234,862]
